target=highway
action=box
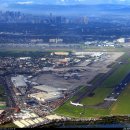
[1,76,16,108]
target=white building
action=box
[11,75,28,95]
[29,85,64,102]
[11,75,27,88]
[28,92,63,102]
[33,85,59,93]
[117,38,125,43]
[73,52,104,57]
[18,57,31,60]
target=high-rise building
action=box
[49,12,54,23]
[83,16,88,24]
[55,16,62,24]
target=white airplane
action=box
[70,101,83,107]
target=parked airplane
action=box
[70,101,83,107]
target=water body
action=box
[58,123,128,128]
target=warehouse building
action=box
[0,110,4,115]
[33,85,59,93]
[13,117,45,128]
[73,52,104,57]
[11,75,27,88]
[11,75,28,95]
[29,85,64,102]
[28,91,63,102]
[18,57,31,60]
[53,52,69,56]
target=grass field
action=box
[0,48,71,53]
[111,84,130,115]
[0,123,18,128]
[0,85,6,109]
[0,85,5,101]
[55,97,110,118]
[55,53,130,118]
[81,58,130,105]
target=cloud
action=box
[16,1,33,5]
[0,0,130,11]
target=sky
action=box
[0,0,130,10]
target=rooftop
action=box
[11,75,27,88]
[0,110,4,115]
[46,114,63,120]
[28,92,63,102]
[33,85,59,93]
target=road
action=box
[1,76,16,108]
